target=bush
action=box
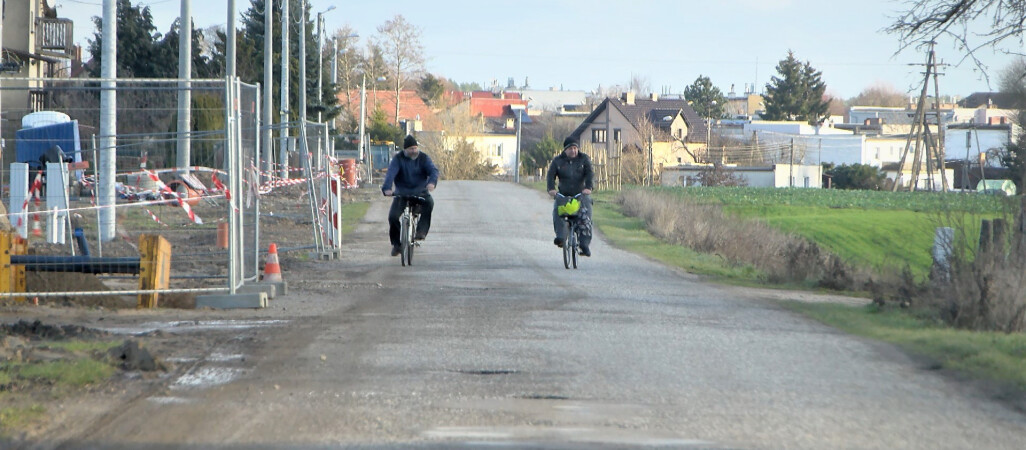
[687,163,748,187]
[827,163,886,190]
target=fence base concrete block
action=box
[195,293,268,309]
[312,250,340,261]
[238,283,277,299]
[258,281,288,296]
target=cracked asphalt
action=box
[40,180,1026,449]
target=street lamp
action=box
[316,5,337,125]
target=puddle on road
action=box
[172,366,245,389]
[98,319,288,335]
[147,396,193,405]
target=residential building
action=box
[569,92,708,171]
[1,0,75,127]
[506,88,588,114]
[661,163,822,189]
[341,89,440,131]
[468,91,528,118]
[723,84,764,119]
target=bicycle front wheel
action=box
[400,212,411,266]
[569,224,579,269]
[562,221,572,269]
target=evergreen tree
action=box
[88,0,159,77]
[235,0,340,123]
[417,73,445,107]
[683,75,727,119]
[762,51,830,124]
[88,2,215,78]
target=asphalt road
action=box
[55,180,1026,449]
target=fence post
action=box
[992,217,1008,256]
[137,234,171,308]
[931,227,954,282]
[1016,197,1026,262]
[978,219,993,255]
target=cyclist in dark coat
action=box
[382,135,439,256]
[546,136,594,256]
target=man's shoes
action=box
[578,244,591,257]
[553,238,564,248]
[390,245,401,256]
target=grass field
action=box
[647,186,1017,279]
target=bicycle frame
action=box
[394,195,424,267]
[556,193,584,270]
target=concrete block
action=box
[239,283,277,299]
[258,281,287,296]
[195,292,268,309]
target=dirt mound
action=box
[108,339,166,371]
[0,319,110,340]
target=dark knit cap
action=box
[563,136,578,149]
[403,135,419,149]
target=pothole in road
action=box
[453,369,519,376]
[519,394,571,400]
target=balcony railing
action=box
[29,90,51,113]
[36,18,74,57]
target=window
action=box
[592,128,607,143]
[613,129,621,142]
[676,128,683,139]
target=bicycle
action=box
[556,193,585,270]
[393,194,425,267]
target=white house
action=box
[661,164,823,189]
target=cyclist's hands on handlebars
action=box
[383,189,393,196]
[548,190,557,198]
[427,184,436,192]
[582,189,592,195]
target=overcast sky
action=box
[52,0,1021,100]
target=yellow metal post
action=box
[137,234,171,308]
[0,231,26,301]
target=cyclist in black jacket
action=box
[546,136,594,257]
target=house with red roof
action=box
[340,89,441,131]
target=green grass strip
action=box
[16,359,114,387]
[785,302,1026,389]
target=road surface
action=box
[52,180,1026,449]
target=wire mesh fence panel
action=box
[0,78,234,305]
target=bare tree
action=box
[374,15,425,125]
[847,82,909,107]
[629,74,652,96]
[887,1,1026,81]
[330,27,361,117]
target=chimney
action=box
[624,91,636,105]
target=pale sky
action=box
[53,0,1021,100]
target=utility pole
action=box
[330,37,338,132]
[99,0,117,242]
[892,44,935,192]
[931,44,949,192]
[176,0,192,174]
[789,138,794,187]
[279,0,290,179]
[262,0,273,181]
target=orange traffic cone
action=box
[31,214,42,237]
[262,243,282,282]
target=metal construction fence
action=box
[0,77,348,306]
